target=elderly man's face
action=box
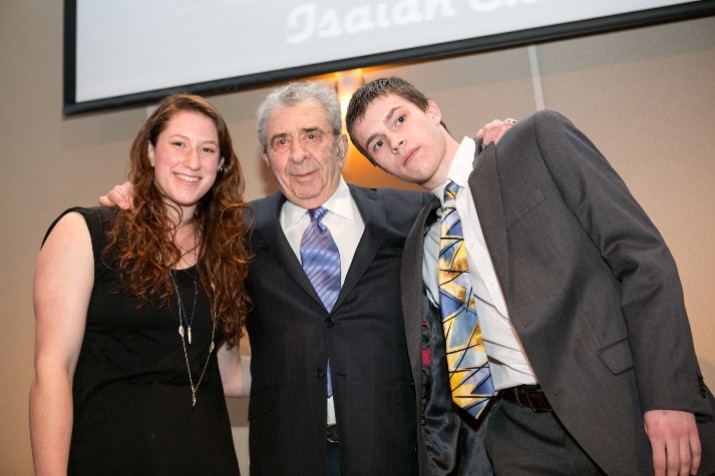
[262,100,347,210]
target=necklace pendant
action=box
[188,326,192,345]
[191,390,197,407]
[178,324,185,339]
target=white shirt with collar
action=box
[280,177,364,286]
[278,176,364,425]
[424,136,537,390]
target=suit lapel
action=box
[334,186,385,311]
[468,146,511,300]
[253,192,322,306]
[254,187,398,313]
[401,197,440,381]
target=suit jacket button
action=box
[316,368,326,379]
[325,317,335,327]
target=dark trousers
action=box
[485,400,604,475]
[326,433,341,476]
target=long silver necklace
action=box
[170,271,216,407]
[175,272,198,345]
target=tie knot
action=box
[443,180,460,203]
[308,207,328,223]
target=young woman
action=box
[30,94,252,475]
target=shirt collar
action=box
[282,176,353,227]
[431,136,476,203]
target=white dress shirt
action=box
[280,177,364,286]
[279,177,365,424]
[424,137,537,390]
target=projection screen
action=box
[63,0,715,115]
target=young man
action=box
[346,77,714,475]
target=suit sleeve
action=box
[530,110,706,413]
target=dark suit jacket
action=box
[246,184,429,476]
[402,110,714,475]
[411,287,494,476]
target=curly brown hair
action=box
[105,94,253,347]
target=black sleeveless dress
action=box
[48,207,240,475]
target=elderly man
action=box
[246,81,427,475]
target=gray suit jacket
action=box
[402,110,713,475]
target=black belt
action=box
[499,385,552,412]
[326,424,339,444]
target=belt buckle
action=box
[326,424,339,444]
[520,390,539,412]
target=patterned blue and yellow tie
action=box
[439,180,494,419]
[301,207,341,397]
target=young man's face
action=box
[350,93,451,190]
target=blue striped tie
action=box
[301,207,341,396]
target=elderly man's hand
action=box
[98,181,134,210]
[476,118,517,149]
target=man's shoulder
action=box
[349,185,431,228]
[513,109,575,135]
[250,191,283,213]
[495,109,577,152]
[349,184,429,206]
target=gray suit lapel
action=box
[468,146,511,300]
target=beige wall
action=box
[2,1,713,474]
